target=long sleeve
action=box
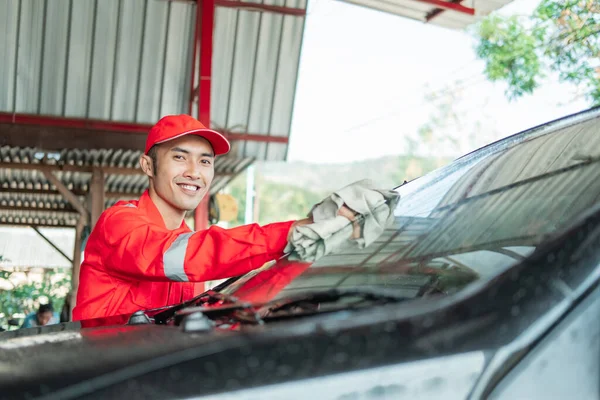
[97,206,295,283]
[231,260,311,303]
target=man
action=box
[73,115,354,321]
[21,303,59,328]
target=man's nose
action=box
[183,162,203,181]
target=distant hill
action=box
[225,154,452,225]
[255,155,452,192]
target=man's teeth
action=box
[180,184,199,191]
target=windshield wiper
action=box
[152,290,251,325]
[155,288,411,326]
[264,288,411,318]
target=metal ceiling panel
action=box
[211,0,306,161]
[0,0,195,123]
[39,0,71,116]
[0,1,19,112]
[87,0,120,120]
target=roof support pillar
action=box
[41,169,90,320]
[69,216,86,320]
[88,167,105,229]
[194,0,214,232]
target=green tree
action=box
[407,79,500,160]
[474,0,600,105]
[0,269,71,329]
[224,168,327,226]
[255,179,326,225]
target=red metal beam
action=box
[214,0,306,16]
[195,0,215,232]
[414,0,474,15]
[225,132,288,143]
[0,112,288,144]
[0,112,150,134]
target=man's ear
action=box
[140,155,154,178]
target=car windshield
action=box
[219,111,600,305]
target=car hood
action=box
[0,300,493,400]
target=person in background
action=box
[21,303,60,328]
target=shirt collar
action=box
[138,190,191,232]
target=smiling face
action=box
[140,134,215,227]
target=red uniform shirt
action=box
[73,191,294,320]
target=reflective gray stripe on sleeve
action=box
[163,232,194,282]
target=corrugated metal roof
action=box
[0,0,194,122]
[337,0,514,29]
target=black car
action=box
[2,107,600,400]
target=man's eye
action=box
[174,155,185,160]
[201,159,212,165]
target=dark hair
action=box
[147,145,158,174]
[38,303,54,314]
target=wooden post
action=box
[69,217,85,319]
[89,167,105,228]
[40,168,91,320]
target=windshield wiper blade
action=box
[156,288,410,326]
[153,290,249,324]
[266,288,411,315]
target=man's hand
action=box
[287,205,361,243]
[288,216,313,241]
[338,205,361,239]
[337,204,357,221]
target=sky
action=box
[286,0,590,163]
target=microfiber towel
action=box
[285,179,400,262]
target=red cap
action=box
[144,114,230,156]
